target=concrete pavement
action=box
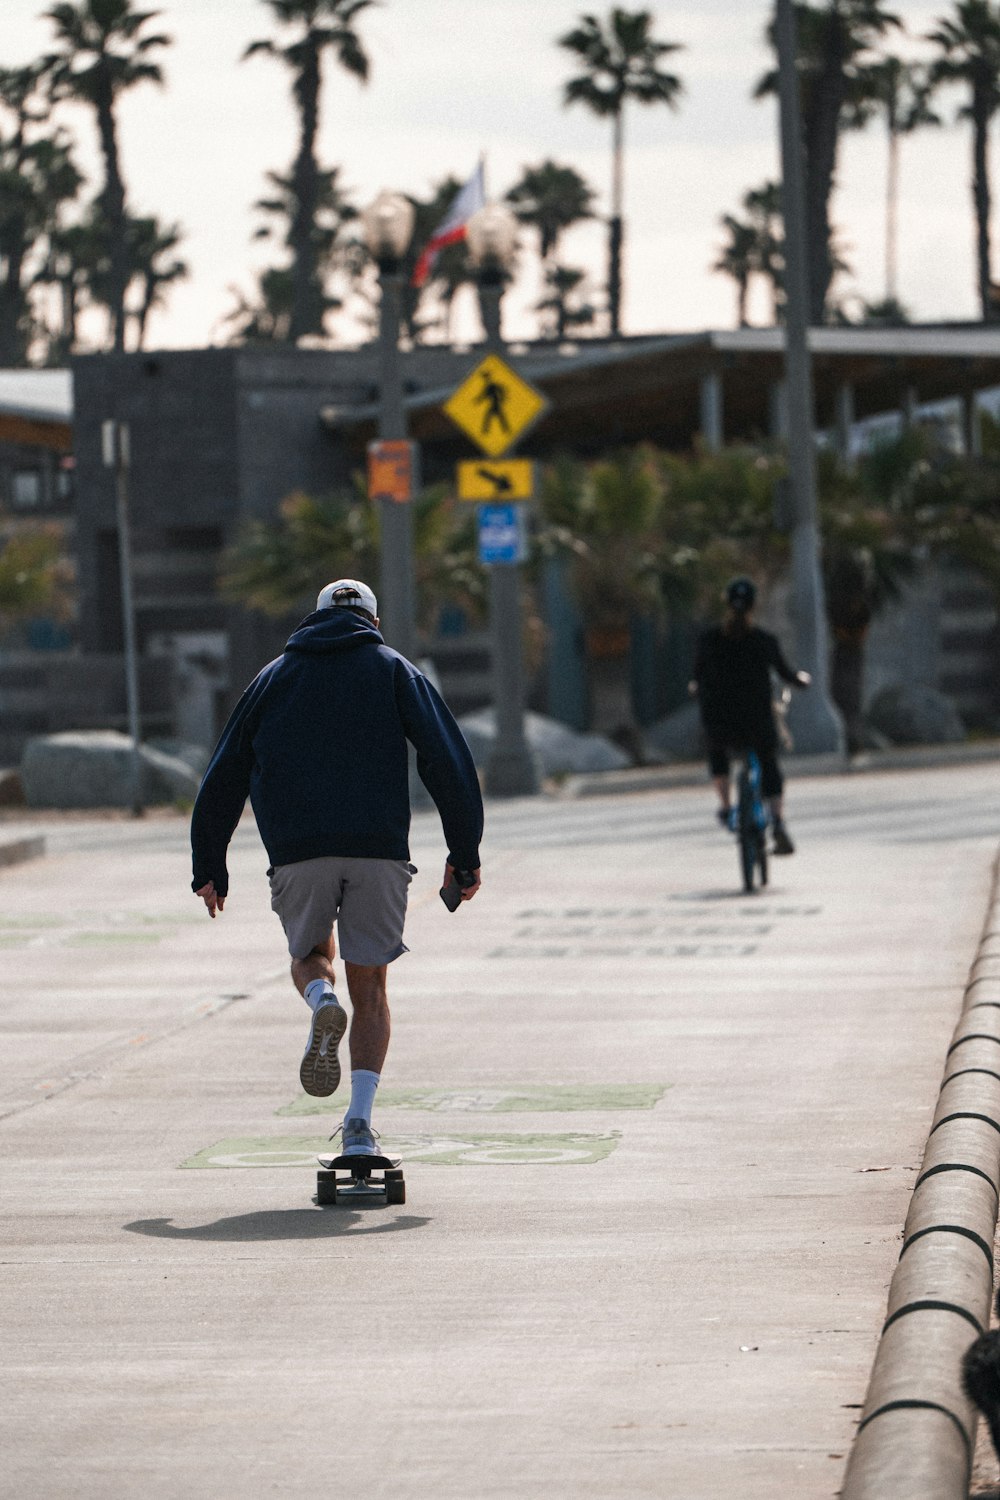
[2,763,999,1498]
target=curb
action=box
[0,835,45,868]
[550,740,1000,799]
[840,851,1000,1498]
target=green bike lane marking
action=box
[0,910,203,947]
[181,1132,622,1170]
[277,1082,670,1117]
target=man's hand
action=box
[444,863,481,902]
[195,881,225,918]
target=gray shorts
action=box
[268,856,417,964]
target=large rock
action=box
[147,737,212,778]
[643,701,705,762]
[458,710,631,777]
[865,683,966,746]
[21,731,202,809]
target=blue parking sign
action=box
[477,503,527,565]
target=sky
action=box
[0,0,984,350]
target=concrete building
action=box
[54,327,1000,750]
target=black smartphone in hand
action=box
[440,868,476,911]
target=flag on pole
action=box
[411,161,486,288]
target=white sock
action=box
[345,1069,380,1125]
[303,978,337,1012]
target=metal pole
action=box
[479,272,541,797]
[376,263,416,664]
[775,0,845,755]
[107,421,143,814]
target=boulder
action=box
[147,737,212,778]
[21,731,201,809]
[458,710,631,777]
[865,684,966,746]
[643,701,705,762]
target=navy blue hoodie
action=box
[190,609,483,897]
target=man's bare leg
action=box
[291,936,336,998]
[337,963,391,1149]
[344,961,390,1073]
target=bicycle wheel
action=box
[739,827,757,892]
[736,774,758,893]
[756,830,768,888]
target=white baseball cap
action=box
[316,578,378,619]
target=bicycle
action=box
[727,689,792,892]
[729,747,769,893]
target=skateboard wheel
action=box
[384,1168,403,1181]
[316,1171,338,1206]
[386,1178,405,1205]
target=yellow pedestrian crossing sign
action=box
[443,353,549,458]
[456,458,535,502]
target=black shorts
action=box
[706,738,784,798]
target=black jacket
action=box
[190,609,483,896]
[693,623,800,745]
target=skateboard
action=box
[315,1151,405,1206]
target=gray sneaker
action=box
[341,1117,377,1157]
[299,1001,347,1097]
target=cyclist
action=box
[690,576,810,855]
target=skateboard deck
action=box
[315,1151,405,1206]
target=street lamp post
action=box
[101,418,143,816]
[775,0,844,755]
[361,190,417,663]
[466,203,541,798]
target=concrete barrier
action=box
[841,853,1000,1499]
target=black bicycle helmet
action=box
[726,576,757,612]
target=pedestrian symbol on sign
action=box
[474,370,511,439]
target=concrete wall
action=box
[864,563,999,728]
[0,651,174,766]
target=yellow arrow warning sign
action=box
[456,458,535,502]
[443,354,549,458]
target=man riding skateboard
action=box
[190,578,483,1156]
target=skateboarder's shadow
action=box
[123,1211,431,1241]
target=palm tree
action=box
[42,0,171,353]
[558,8,684,336]
[247,161,358,339]
[756,0,901,324]
[34,213,107,360]
[127,214,187,347]
[867,57,939,303]
[536,264,596,339]
[927,0,1000,321]
[220,485,486,637]
[244,0,373,343]
[714,183,786,326]
[743,181,787,320]
[714,215,758,326]
[225,267,298,344]
[537,447,666,743]
[506,160,596,263]
[0,64,82,365]
[859,294,910,322]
